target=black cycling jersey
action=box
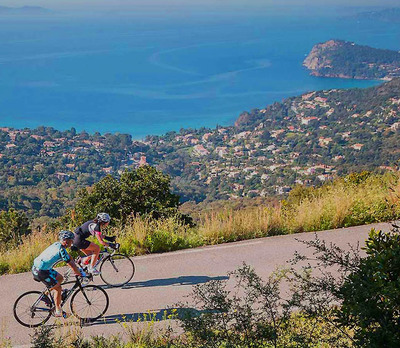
[75,220,102,239]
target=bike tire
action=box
[13,291,52,328]
[100,254,135,287]
[70,285,109,321]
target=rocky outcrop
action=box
[303,39,340,71]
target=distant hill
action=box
[0,6,49,14]
[353,8,400,22]
[303,39,400,80]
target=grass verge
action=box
[1,171,399,275]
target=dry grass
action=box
[1,173,400,276]
[198,205,283,243]
[0,320,11,348]
[0,230,56,274]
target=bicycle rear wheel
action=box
[100,254,135,287]
[70,285,109,321]
[13,291,52,327]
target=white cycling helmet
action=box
[96,212,111,223]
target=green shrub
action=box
[0,209,31,251]
[144,229,188,253]
[337,228,400,347]
[178,264,351,348]
[0,262,9,275]
[31,325,55,348]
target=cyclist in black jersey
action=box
[73,213,112,275]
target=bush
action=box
[0,261,9,275]
[31,326,55,348]
[337,228,400,347]
[117,216,201,255]
[290,226,400,348]
[178,264,351,348]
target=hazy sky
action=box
[2,0,400,11]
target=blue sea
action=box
[0,8,399,138]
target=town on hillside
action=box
[0,79,399,216]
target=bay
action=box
[0,9,397,138]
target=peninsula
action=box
[303,39,400,80]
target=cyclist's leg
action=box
[82,242,100,269]
[80,250,92,265]
[33,268,63,313]
[49,271,63,314]
[73,236,92,265]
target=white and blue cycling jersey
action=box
[33,242,71,270]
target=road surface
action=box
[0,222,392,347]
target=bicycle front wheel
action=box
[100,254,135,287]
[70,285,109,321]
[13,291,52,328]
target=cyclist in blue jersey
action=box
[73,213,114,276]
[32,230,84,317]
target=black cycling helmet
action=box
[96,212,111,223]
[59,230,74,241]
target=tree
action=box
[0,209,31,250]
[72,166,181,225]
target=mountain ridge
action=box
[0,6,49,14]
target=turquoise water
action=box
[0,10,398,138]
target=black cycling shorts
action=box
[32,267,59,288]
[73,233,91,250]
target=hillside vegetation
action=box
[0,79,399,215]
[147,78,400,201]
[1,171,399,275]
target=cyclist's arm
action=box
[67,259,82,276]
[94,231,109,247]
[60,247,81,276]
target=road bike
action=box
[58,243,135,287]
[13,275,109,328]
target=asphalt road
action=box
[0,222,392,347]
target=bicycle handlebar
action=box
[107,242,120,250]
[75,274,92,285]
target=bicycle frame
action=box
[63,247,116,281]
[43,276,91,309]
[27,275,88,322]
[87,247,117,267]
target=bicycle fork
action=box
[107,257,119,273]
[77,282,92,306]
